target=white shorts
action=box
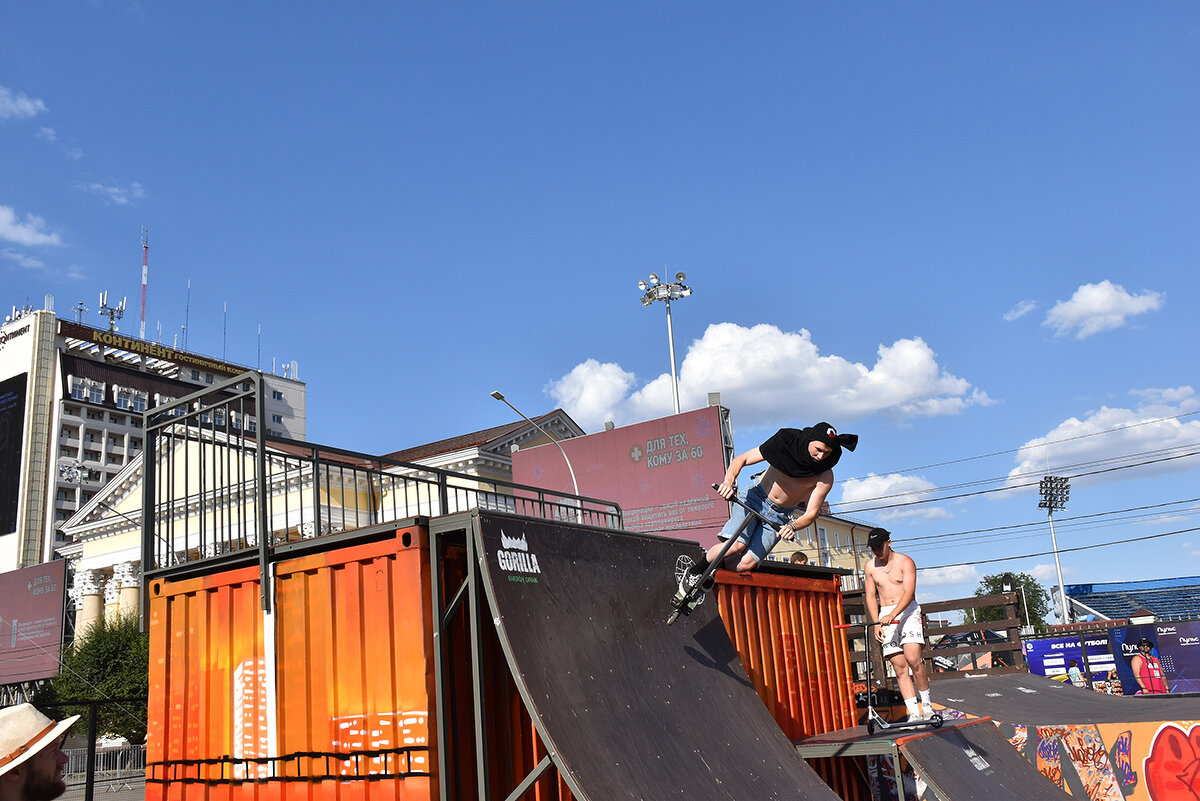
[879,601,925,658]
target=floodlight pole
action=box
[1039,476,1071,625]
[638,272,692,414]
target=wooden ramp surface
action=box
[475,511,841,800]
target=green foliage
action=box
[33,612,149,744]
[973,572,1052,633]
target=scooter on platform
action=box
[835,620,944,735]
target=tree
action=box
[33,612,149,743]
[973,572,1052,633]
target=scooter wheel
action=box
[931,715,943,729]
[866,720,875,736]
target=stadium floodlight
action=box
[637,271,693,414]
[1039,475,1072,624]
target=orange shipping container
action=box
[147,518,860,800]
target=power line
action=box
[901,497,1200,544]
[843,409,1200,481]
[918,525,1200,571]
[833,446,1200,514]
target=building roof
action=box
[383,410,575,462]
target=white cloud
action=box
[1007,387,1200,489]
[919,564,978,587]
[1,249,46,270]
[1029,563,1068,584]
[548,323,990,431]
[1004,300,1037,321]
[1044,280,1164,339]
[544,359,636,429]
[65,147,84,160]
[76,181,145,206]
[839,473,952,522]
[0,86,48,120]
[0,206,63,247]
[36,127,56,142]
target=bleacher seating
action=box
[1066,577,1200,620]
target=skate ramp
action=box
[475,512,840,800]
[898,719,1070,799]
[932,672,1200,724]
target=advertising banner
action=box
[1023,632,1115,683]
[511,406,731,547]
[1112,621,1200,694]
[1152,620,1200,693]
[0,373,28,536]
[0,560,67,683]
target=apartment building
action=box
[0,297,305,576]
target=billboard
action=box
[1023,631,1115,682]
[0,373,28,536]
[0,559,68,683]
[511,406,732,547]
[1025,621,1200,694]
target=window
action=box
[132,395,146,412]
[205,374,214,384]
[271,414,283,424]
[191,370,200,381]
[130,437,142,450]
[116,392,130,409]
[70,382,86,400]
[272,390,283,400]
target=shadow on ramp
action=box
[475,512,839,800]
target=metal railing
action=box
[63,744,146,785]
[142,372,622,610]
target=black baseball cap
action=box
[867,527,890,547]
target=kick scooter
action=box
[835,620,944,735]
[666,483,783,626]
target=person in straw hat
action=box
[0,704,79,801]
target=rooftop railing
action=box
[142,372,622,610]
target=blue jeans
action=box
[718,483,795,565]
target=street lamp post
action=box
[490,391,579,499]
[1038,475,1071,625]
[638,272,692,414]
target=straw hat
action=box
[0,704,80,777]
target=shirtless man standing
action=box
[863,527,934,722]
[680,422,857,593]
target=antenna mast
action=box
[139,226,149,339]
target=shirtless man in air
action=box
[680,422,857,592]
[863,527,934,722]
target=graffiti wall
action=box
[936,704,1200,800]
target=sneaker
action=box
[922,706,937,720]
[677,569,713,598]
[907,713,925,723]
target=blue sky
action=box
[3,3,1198,615]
